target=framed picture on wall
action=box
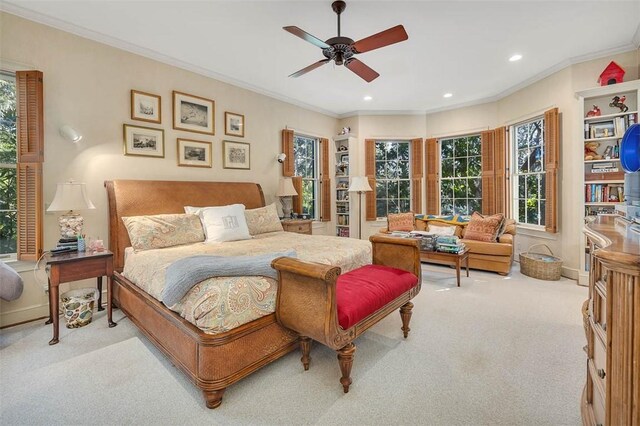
[177,138,212,168]
[224,112,245,137]
[172,91,215,135]
[123,124,165,158]
[130,90,161,124]
[223,140,250,169]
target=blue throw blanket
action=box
[162,250,296,306]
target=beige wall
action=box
[424,49,640,279]
[0,12,339,327]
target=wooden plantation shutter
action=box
[281,129,294,177]
[364,139,376,221]
[481,130,496,215]
[291,176,303,215]
[319,138,330,222]
[16,70,44,260]
[425,138,439,215]
[493,127,507,216]
[410,138,423,214]
[544,108,559,233]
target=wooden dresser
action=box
[582,216,640,426]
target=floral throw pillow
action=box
[122,214,205,251]
[464,212,505,242]
[387,212,415,232]
[245,203,284,235]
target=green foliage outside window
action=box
[440,135,482,215]
[293,135,317,218]
[375,141,410,218]
[0,75,17,255]
[514,118,545,226]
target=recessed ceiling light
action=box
[443,93,453,98]
[363,95,373,101]
[509,54,523,62]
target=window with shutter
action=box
[481,130,495,215]
[15,70,44,261]
[425,138,439,215]
[281,129,294,177]
[0,72,18,259]
[493,127,507,216]
[365,139,376,221]
[544,108,559,233]
[411,138,423,214]
[373,140,411,218]
[440,134,482,215]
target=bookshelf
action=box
[334,134,355,238]
[577,80,640,283]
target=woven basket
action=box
[519,243,563,281]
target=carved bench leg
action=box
[202,388,226,409]
[300,336,312,371]
[337,342,356,393]
[400,301,414,338]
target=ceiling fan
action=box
[284,1,408,83]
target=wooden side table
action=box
[45,250,114,345]
[281,219,312,235]
[419,247,470,287]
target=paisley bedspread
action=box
[122,231,371,334]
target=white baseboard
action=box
[0,303,49,328]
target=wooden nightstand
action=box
[45,250,114,345]
[281,219,312,235]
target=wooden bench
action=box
[271,235,421,393]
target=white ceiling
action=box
[3,1,640,116]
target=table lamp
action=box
[276,177,298,218]
[348,176,373,239]
[47,180,95,238]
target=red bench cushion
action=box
[336,265,418,330]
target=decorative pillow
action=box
[244,203,284,235]
[428,221,463,237]
[464,212,505,242]
[122,214,205,251]
[198,204,252,243]
[387,212,415,232]
[427,223,456,236]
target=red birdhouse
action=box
[598,61,625,86]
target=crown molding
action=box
[0,4,339,119]
[2,3,638,120]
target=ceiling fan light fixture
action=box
[509,54,523,62]
[443,93,453,98]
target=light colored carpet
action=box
[0,264,587,425]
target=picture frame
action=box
[173,91,215,135]
[340,154,349,163]
[130,90,161,124]
[224,112,245,137]
[177,138,212,168]
[589,121,615,139]
[223,140,250,170]
[123,124,165,158]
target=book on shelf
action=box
[591,161,614,169]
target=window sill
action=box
[516,224,558,240]
[3,259,37,274]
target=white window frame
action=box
[510,116,546,229]
[0,71,17,261]
[374,140,412,219]
[438,134,482,216]
[293,133,319,220]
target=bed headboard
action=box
[105,179,266,271]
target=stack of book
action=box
[591,161,619,172]
[56,237,78,250]
[436,236,466,254]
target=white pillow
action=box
[427,224,456,236]
[196,204,252,243]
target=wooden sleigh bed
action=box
[105,179,300,409]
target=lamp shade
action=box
[276,177,298,197]
[348,176,373,192]
[47,181,95,212]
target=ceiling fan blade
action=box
[352,25,408,54]
[283,26,330,49]
[289,59,331,78]
[345,59,380,83]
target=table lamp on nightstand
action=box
[277,177,298,219]
[47,180,95,238]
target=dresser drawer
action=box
[282,220,312,235]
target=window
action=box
[0,72,16,258]
[512,117,545,226]
[293,134,319,219]
[439,135,482,215]
[375,140,411,218]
